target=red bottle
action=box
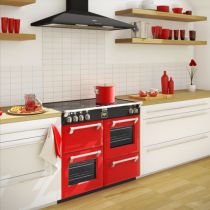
[168,77,174,94]
[161,71,169,94]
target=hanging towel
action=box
[40,125,60,173]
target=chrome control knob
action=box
[134,108,139,114]
[79,115,84,122]
[73,115,79,123]
[85,113,91,121]
[66,116,72,123]
[129,108,134,115]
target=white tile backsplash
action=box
[0,28,188,107]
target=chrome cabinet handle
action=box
[146,135,209,152]
[112,156,139,167]
[146,103,209,114]
[146,111,208,125]
[69,123,102,134]
[112,118,138,127]
[70,150,102,162]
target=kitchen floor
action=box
[43,157,210,210]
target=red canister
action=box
[95,85,115,105]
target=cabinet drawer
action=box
[141,132,210,176]
[0,136,46,183]
[142,98,210,119]
[104,152,140,186]
[143,109,210,147]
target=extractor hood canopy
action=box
[31,0,134,31]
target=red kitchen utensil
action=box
[185,10,192,15]
[1,17,8,33]
[172,8,183,14]
[174,30,179,40]
[189,30,196,41]
[95,85,115,105]
[14,19,20,33]
[169,30,173,40]
[8,18,15,33]
[161,71,169,94]
[180,30,185,40]
[157,5,170,12]
[161,29,170,40]
[168,77,174,94]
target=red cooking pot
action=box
[95,85,115,105]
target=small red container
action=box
[161,29,170,39]
[8,18,15,33]
[1,17,8,33]
[95,85,115,105]
[161,71,169,94]
[185,10,192,15]
[169,30,173,40]
[157,5,170,12]
[14,19,21,33]
[172,8,183,14]
[174,30,179,40]
[180,30,185,40]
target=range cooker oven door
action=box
[104,115,140,159]
[104,152,140,186]
[62,147,103,199]
[62,120,103,154]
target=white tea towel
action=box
[40,126,59,170]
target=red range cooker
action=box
[45,99,141,200]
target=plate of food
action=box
[8,105,46,116]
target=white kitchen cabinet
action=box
[140,98,210,176]
[0,117,61,210]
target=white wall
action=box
[0,0,199,106]
[194,1,210,89]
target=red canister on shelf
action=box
[161,71,169,94]
[168,77,174,94]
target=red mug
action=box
[1,17,8,33]
[169,30,173,40]
[174,30,179,40]
[14,19,21,33]
[180,30,185,40]
[161,29,170,39]
[8,18,15,33]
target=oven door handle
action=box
[70,150,102,162]
[112,156,139,168]
[112,118,138,127]
[69,123,103,134]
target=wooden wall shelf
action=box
[0,33,36,41]
[115,38,207,46]
[115,9,207,22]
[0,0,35,6]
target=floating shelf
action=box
[115,9,207,22]
[115,38,207,46]
[0,0,35,6]
[0,33,36,41]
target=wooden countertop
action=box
[116,90,210,106]
[0,107,61,125]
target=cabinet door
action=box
[141,132,210,176]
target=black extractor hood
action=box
[31,0,134,31]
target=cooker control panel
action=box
[62,104,140,125]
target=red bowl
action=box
[172,8,183,14]
[157,5,170,12]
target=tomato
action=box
[139,90,147,97]
[0,111,3,116]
